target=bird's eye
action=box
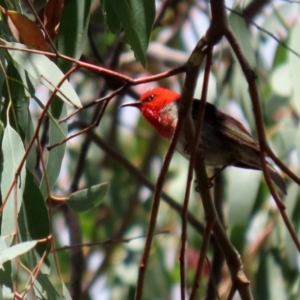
[147,94,155,102]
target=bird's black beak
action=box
[119,101,142,108]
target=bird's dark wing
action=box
[192,100,260,151]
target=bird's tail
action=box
[267,164,286,195]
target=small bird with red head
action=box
[121,87,286,194]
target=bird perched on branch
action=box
[121,87,286,195]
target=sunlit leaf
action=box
[0,237,12,290]
[7,43,82,108]
[0,241,37,268]
[1,125,26,246]
[39,104,67,199]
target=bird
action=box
[121,87,286,195]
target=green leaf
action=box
[1,125,26,246]
[67,182,109,212]
[63,284,72,300]
[22,170,50,257]
[0,237,12,290]
[23,248,62,299]
[35,271,62,299]
[56,0,92,72]
[0,47,6,100]
[7,43,82,108]
[102,0,121,33]
[288,22,300,114]
[40,104,68,200]
[0,286,14,299]
[0,241,37,268]
[229,7,256,69]
[128,0,155,52]
[227,168,261,227]
[106,0,153,67]
[31,0,47,11]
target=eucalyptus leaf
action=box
[105,0,154,66]
[0,241,37,268]
[288,23,300,114]
[56,0,91,72]
[67,182,109,212]
[39,104,68,200]
[22,170,50,257]
[229,7,256,69]
[227,168,261,227]
[1,125,26,246]
[7,43,82,108]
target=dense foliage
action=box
[0,0,300,299]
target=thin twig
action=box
[225,28,300,253]
[187,46,213,300]
[189,220,215,300]
[54,231,170,252]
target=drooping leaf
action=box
[101,0,121,33]
[35,270,62,299]
[288,22,300,114]
[0,241,37,268]
[103,0,155,67]
[128,0,155,53]
[2,62,37,172]
[33,0,47,11]
[227,168,261,227]
[44,0,64,41]
[21,242,61,299]
[1,7,51,52]
[56,0,91,72]
[0,237,12,290]
[39,104,67,200]
[63,284,72,300]
[1,125,26,246]
[3,63,30,137]
[229,7,256,69]
[7,43,82,108]
[0,46,6,100]
[67,182,109,212]
[22,170,50,257]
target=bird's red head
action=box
[121,87,181,139]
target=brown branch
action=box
[83,130,162,292]
[54,231,170,252]
[86,129,207,235]
[225,28,300,254]
[180,46,213,299]
[0,65,78,215]
[187,1,253,299]
[242,0,270,21]
[205,171,225,300]
[24,0,57,52]
[190,220,215,300]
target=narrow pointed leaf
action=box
[56,0,91,72]
[1,125,26,246]
[40,104,68,199]
[7,43,82,108]
[0,241,37,268]
[106,0,148,66]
